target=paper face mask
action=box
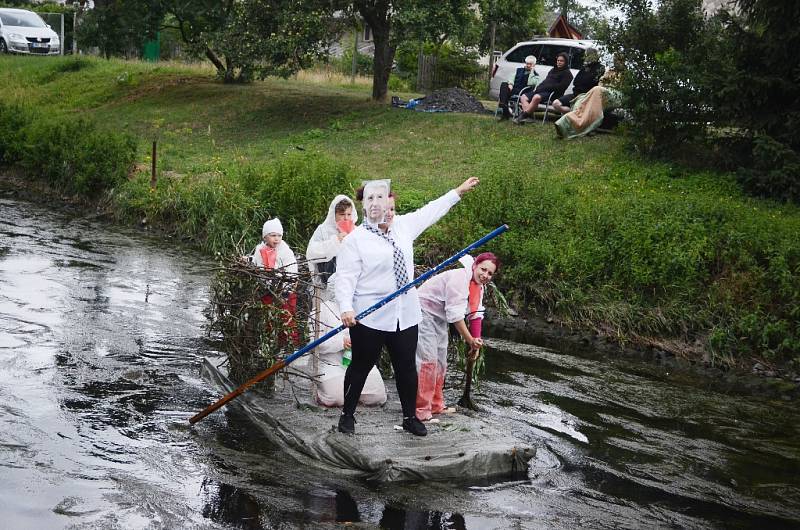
[362,179,391,225]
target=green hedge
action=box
[420,160,800,367]
[112,152,356,255]
[0,101,136,197]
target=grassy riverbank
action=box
[2,55,799,373]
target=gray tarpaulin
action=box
[201,357,535,482]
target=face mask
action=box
[362,179,391,225]
[337,219,355,234]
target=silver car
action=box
[0,8,61,55]
[489,38,600,100]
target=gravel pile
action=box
[415,87,488,113]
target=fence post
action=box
[351,28,358,84]
[150,141,157,189]
[59,13,64,55]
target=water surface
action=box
[1,197,798,529]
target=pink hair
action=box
[474,252,500,270]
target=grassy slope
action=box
[3,55,799,368]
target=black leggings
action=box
[343,323,419,418]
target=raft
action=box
[201,356,535,482]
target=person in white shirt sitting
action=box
[335,177,480,436]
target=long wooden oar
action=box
[190,224,509,424]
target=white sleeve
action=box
[251,243,265,267]
[306,235,340,263]
[334,236,361,314]
[277,241,298,274]
[396,189,460,241]
[444,271,470,323]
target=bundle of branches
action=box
[208,252,317,393]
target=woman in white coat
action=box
[335,177,480,437]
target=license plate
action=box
[31,42,47,48]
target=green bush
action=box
[422,160,800,365]
[22,117,136,197]
[113,152,356,255]
[0,101,34,164]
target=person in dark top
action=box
[552,48,605,114]
[497,55,540,120]
[515,52,573,123]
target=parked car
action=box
[489,38,600,100]
[0,8,60,55]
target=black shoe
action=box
[338,413,355,435]
[402,416,427,437]
[498,112,510,121]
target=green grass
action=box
[2,54,799,371]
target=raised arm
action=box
[400,177,480,241]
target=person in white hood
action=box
[306,195,357,284]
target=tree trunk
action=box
[205,47,227,78]
[355,0,394,102]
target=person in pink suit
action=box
[414,252,499,421]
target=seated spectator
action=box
[516,52,573,123]
[552,48,605,114]
[497,55,540,121]
[554,83,623,139]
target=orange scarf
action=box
[259,246,277,269]
[468,280,481,317]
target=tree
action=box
[76,0,160,58]
[600,0,721,155]
[477,0,546,54]
[709,0,800,201]
[545,0,606,38]
[162,0,338,83]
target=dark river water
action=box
[1,197,799,529]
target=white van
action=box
[0,8,61,55]
[489,38,600,100]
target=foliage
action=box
[160,0,338,82]
[600,0,720,156]
[208,253,313,389]
[76,0,160,58]
[477,0,546,53]
[0,100,136,197]
[113,152,355,255]
[393,0,481,50]
[0,101,32,164]
[334,46,374,77]
[394,42,484,93]
[603,0,800,202]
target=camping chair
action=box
[494,85,535,120]
[535,93,557,124]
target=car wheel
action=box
[0,39,8,54]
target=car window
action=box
[570,48,585,69]
[537,44,573,67]
[0,11,46,28]
[505,44,541,64]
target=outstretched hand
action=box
[455,177,480,197]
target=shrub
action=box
[0,101,35,164]
[113,152,355,255]
[22,117,136,197]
